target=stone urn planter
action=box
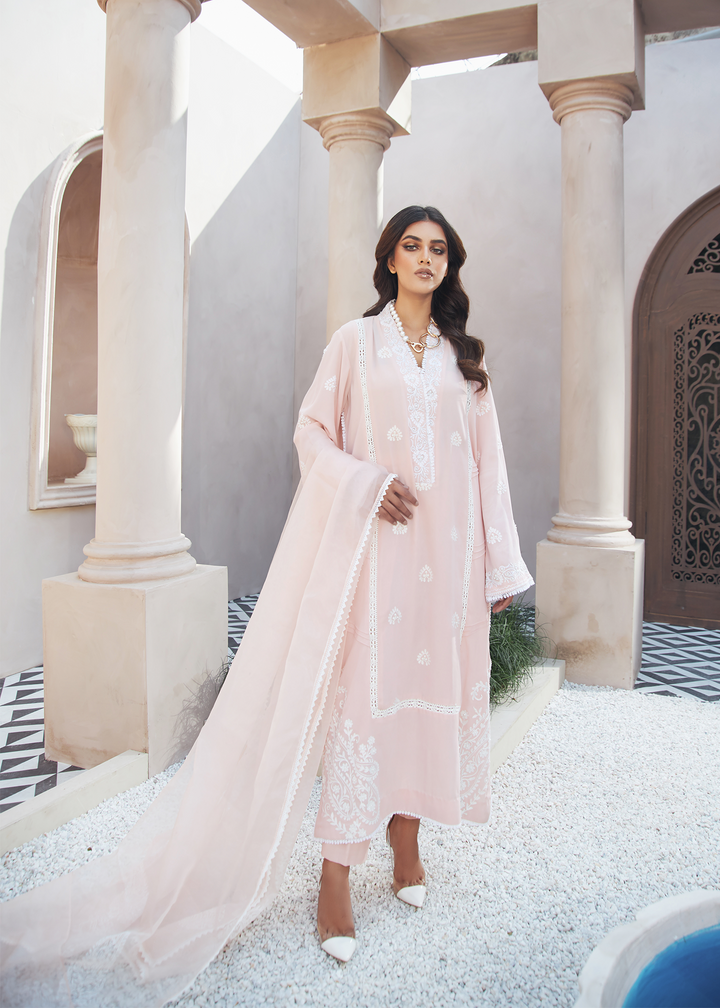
[64,414,97,484]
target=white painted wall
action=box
[0,0,105,677]
[182,27,301,598]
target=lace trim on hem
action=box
[486,574,535,607]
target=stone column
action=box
[43,0,228,775]
[81,0,198,583]
[302,33,411,340]
[548,80,635,550]
[319,111,394,338]
[535,80,644,688]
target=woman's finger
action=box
[386,492,412,520]
[381,500,409,524]
[393,481,419,507]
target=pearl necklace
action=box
[389,300,441,354]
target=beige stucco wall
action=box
[0,0,106,677]
[181,27,301,599]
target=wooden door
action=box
[632,187,720,629]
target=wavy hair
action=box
[364,205,488,390]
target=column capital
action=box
[548,79,634,125]
[317,110,395,153]
[97,0,202,21]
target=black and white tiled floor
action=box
[634,620,720,702]
[227,594,258,657]
[0,667,84,815]
[1,605,717,816]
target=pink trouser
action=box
[322,814,419,866]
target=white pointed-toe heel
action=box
[386,816,427,909]
[395,884,427,908]
[320,936,357,962]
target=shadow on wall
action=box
[182,104,301,600]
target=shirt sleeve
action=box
[294,324,387,483]
[473,380,534,606]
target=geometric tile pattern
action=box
[1,606,715,818]
[228,594,259,657]
[634,620,720,702]
[0,667,85,815]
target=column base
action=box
[536,539,645,689]
[42,564,228,776]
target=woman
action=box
[295,206,532,961]
[0,207,531,1006]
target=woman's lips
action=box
[415,270,433,278]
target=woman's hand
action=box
[379,479,418,525]
[492,596,513,614]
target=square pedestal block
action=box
[535,538,645,689]
[42,564,228,775]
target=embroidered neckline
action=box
[379,303,443,493]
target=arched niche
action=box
[30,133,102,509]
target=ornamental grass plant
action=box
[489,596,552,706]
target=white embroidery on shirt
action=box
[459,680,490,814]
[357,319,376,463]
[368,517,459,718]
[387,425,403,441]
[450,431,462,447]
[487,526,503,544]
[324,375,337,392]
[299,461,306,474]
[380,304,443,492]
[296,414,312,429]
[320,687,381,840]
[452,612,460,629]
[476,400,491,416]
[417,649,430,666]
[451,526,458,541]
[497,434,503,452]
[378,346,392,359]
[388,607,402,625]
[486,562,534,605]
[497,477,508,495]
[419,565,433,582]
[460,383,475,637]
[392,522,409,535]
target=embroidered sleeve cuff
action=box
[485,563,534,606]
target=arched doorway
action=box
[632,187,720,629]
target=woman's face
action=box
[388,220,449,297]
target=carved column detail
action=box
[318,110,396,339]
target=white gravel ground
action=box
[3,683,719,1007]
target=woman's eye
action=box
[403,244,417,251]
[431,248,445,255]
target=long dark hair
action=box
[364,205,488,390]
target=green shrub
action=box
[489,596,551,706]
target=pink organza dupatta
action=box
[0,435,393,1008]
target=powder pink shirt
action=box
[295,304,533,843]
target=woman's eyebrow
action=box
[402,234,447,245]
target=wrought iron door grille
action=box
[671,313,720,584]
[687,232,720,273]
